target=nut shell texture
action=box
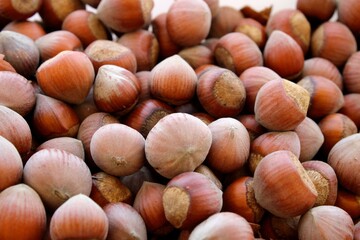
[145,113,212,178]
[298,205,354,240]
[36,50,95,105]
[23,148,92,210]
[253,150,318,218]
[254,79,310,131]
[0,184,47,240]
[90,123,146,176]
[328,133,360,195]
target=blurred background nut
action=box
[117,29,159,71]
[85,40,138,74]
[97,0,153,33]
[266,9,311,54]
[311,21,357,68]
[166,0,211,47]
[62,9,111,48]
[35,30,83,62]
[0,30,39,78]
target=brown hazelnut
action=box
[197,66,246,117]
[318,113,357,156]
[166,0,211,47]
[297,75,344,120]
[266,9,311,54]
[253,150,318,218]
[254,79,310,131]
[117,29,159,71]
[208,6,243,38]
[97,0,153,33]
[62,9,111,48]
[311,21,357,67]
[263,30,304,80]
[214,32,263,76]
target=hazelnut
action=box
[97,0,153,33]
[338,0,360,37]
[254,79,310,131]
[0,30,40,78]
[296,0,337,24]
[189,212,254,239]
[166,0,211,47]
[335,188,360,219]
[162,172,223,229]
[328,133,360,195]
[62,9,110,48]
[266,9,311,54]
[214,32,263,76]
[197,66,246,117]
[260,213,300,240]
[151,13,181,59]
[37,137,85,160]
[318,113,357,156]
[84,40,137,74]
[239,66,280,113]
[253,150,318,218]
[90,123,146,177]
[50,194,109,239]
[150,55,197,105]
[0,184,47,239]
[0,71,36,116]
[206,118,250,173]
[298,206,354,240]
[77,112,119,171]
[0,136,23,191]
[343,51,360,93]
[133,181,173,235]
[90,171,132,207]
[297,75,344,120]
[32,94,80,140]
[178,45,214,70]
[208,6,243,38]
[0,53,16,72]
[237,114,267,141]
[294,117,324,162]
[0,0,42,20]
[117,29,159,71]
[234,18,267,49]
[3,20,46,40]
[124,99,175,138]
[36,50,95,105]
[0,105,32,156]
[223,176,265,223]
[39,0,85,30]
[249,131,301,174]
[302,160,338,206]
[93,65,141,116]
[300,57,343,90]
[35,30,83,62]
[263,30,304,80]
[104,202,147,240]
[311,21,357,67]
[23,148,92,210]
[339,93,360,129]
